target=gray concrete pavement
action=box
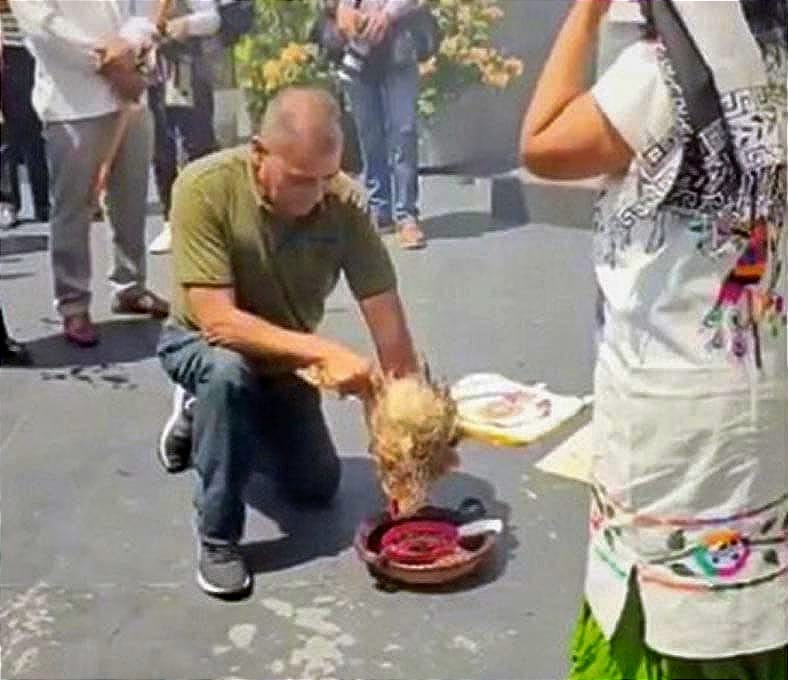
[1,176,596,680]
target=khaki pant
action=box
[44,110,153,317]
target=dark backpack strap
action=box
[647,0,741,181]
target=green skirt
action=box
[568,586,787,680]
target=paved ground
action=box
[0,176,596,680]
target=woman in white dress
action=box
[521,1,787,678]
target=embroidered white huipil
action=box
[584,4,788,659]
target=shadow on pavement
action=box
[422,210,520,241]
[0,272,34,281]
[241,456,517,593]
[21,318,162,370]
[0,233,49,256]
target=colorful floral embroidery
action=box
[590,484,788,592]
[692,529,751,577]
[700,219,786,365]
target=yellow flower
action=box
[482,5,504,21]
[440,35,460,58]
[280,42,310,66]
[483,70,510,89]
[504,57,524,78]
[262,59,283,91]
[464,47,490,65]
[419,56,438,77]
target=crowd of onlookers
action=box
[0,0,430,365]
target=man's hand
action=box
[93,35,145,102]
[316,344,373,398]
[92,34,135,69]
[336,5,364,38]
[362,10,390,45]
[99,60,146,102]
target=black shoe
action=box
[158,386,194,473]
[0,338,32,367]
[197,542,252,598]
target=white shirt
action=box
[133,0,219,37]
[10,0,157,122]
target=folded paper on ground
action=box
[534,421,593,485]
[451,373,592,448]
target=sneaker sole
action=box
[148,229,172,254]
[158,389,190,474]
[195,568,252,597]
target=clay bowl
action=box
[354,505,499,587]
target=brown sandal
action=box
[396,221,427,250]
[64,314,99,348]
[111,290,170,319]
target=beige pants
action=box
[44,110,153,317]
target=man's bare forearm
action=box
[198,303,336,368]
[360,291,418,377]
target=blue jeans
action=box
[348,59,420,226]
[157,324,341,544]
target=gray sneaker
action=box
[158,386,194,473]
[197,542,252,597]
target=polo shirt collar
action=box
[245,149,274,212]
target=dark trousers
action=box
[157,324,342,544]
[148,76,216,219]
[0,46,49,217]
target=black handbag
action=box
[216,0,255,46]
[310,12,347,65]
[399,4,441,63]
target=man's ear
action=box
[250,135,267,165]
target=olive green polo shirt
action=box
[168,146,397,334]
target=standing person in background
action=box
[336,0,425,250]
[522,1,787,678]
[145,0,220,255]
[11,0,170,348]
[0,10,33,368]
[0,0,49,229]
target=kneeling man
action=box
[157,87,418,597]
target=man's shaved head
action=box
[258,87,343,159]
[252,87,345,219]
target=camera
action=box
[337,41,370,83]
